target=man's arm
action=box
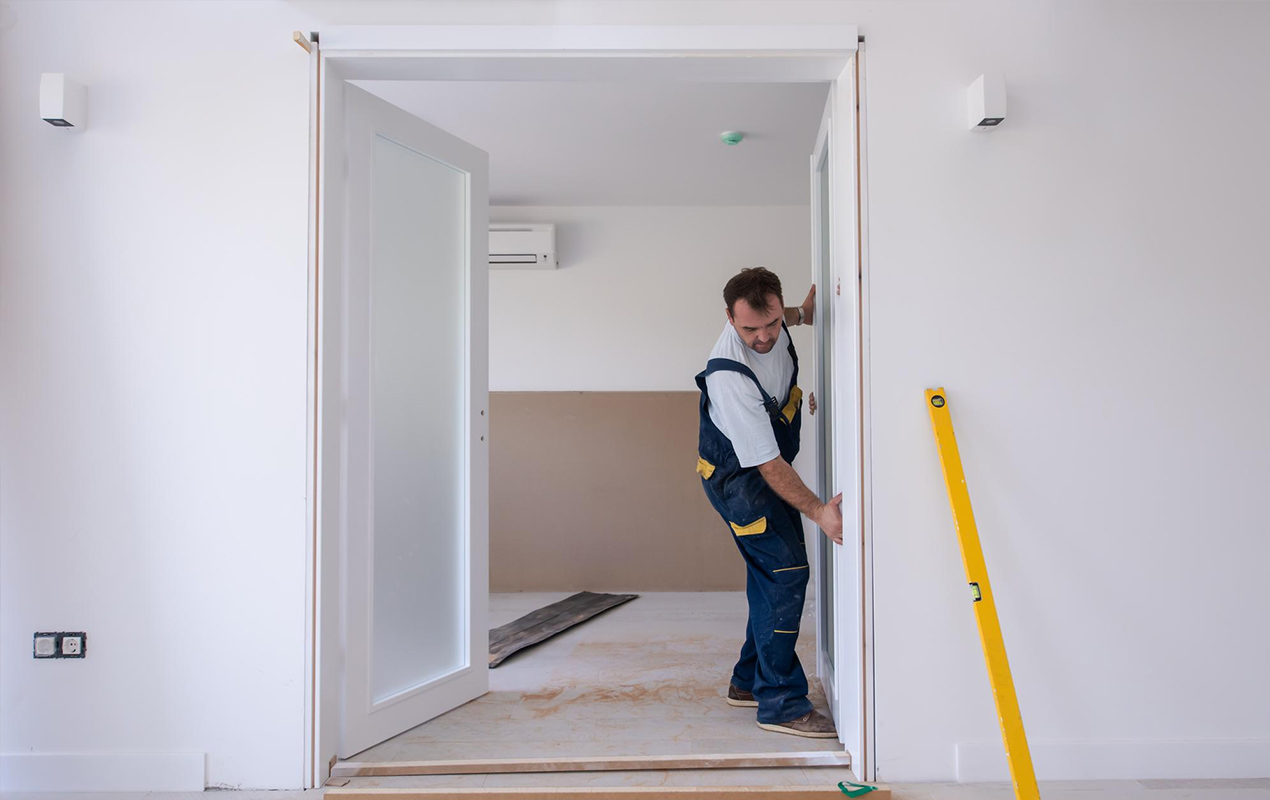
[783,284,817,327]
[757,456,844,543]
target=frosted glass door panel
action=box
[370,134,468,703]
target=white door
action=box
[324,82,490,758]
[810,54,865,774]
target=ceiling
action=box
[355,80,829,206]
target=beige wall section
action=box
[490,392,746,592]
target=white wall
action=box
[0,0,313,791]
[489,206,813,391]
[857,2,1270,782]
[4,0,1270,790]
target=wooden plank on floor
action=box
[489,591,639,667]
[332,751,851,778]
[328,786,889,800]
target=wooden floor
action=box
[348,593,841,765]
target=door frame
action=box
[807,47,868,770]
[302,24,874,789]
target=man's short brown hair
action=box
[724,267,784,316]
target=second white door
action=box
[327,81,491,758]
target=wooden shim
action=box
[328,787,889,800]
[332,750,850,778]
[489,591,638,667]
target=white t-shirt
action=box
[704,322,795,468]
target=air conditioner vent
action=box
[489,224,556,269]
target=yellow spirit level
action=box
[926,388,1041,800]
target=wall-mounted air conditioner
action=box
[489,224,557,269]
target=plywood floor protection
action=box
[349,592,839,764]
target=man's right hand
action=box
[814,493,845,544]
[755,457,845,544]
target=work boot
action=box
[757,710,837,738]
[725,684,758,707]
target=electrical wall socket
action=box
[33,631,87,659]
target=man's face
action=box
[727,294,783,354]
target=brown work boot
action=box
[725,684,758,707]
[756,710,837,738]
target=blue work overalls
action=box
[694,325,812,724]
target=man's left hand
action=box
[800,285,816,325]
[809,392,817,416]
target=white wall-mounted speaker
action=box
[40,73,86,130]
[967,74,1006,131]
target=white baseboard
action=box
[0,752,205,792]
[956,739,1270,782]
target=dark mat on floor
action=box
[489,591,639,668]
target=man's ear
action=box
[725,306,734,323]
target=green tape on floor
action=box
[839,780,877,797]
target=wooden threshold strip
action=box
[331,750,851,778]
[328,787,889,800]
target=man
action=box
[694,266,844,738]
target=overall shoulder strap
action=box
[696,358,782,418]
[782,321,800,387]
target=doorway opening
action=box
[304,26,870,790]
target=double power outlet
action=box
[34,631,87,659]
